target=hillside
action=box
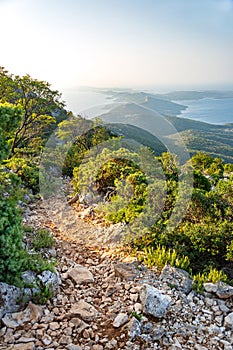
[105,123,166,155]
[98,92,233,163]
[1,69,233,350]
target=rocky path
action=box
[0,194,233,350]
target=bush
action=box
[31,228,56,250]
[31,284,54,305]
[22,252,56,274]
[138,245,190,271]
[192,267,228,293]
[0,170,25,285]
[4,157,39,193]
[179,221,233,270]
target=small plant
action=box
[192,267,228,293]
[138,245,190,272]
[31,228,55,250]
[130,311,143,321]
[25,253,56,274]
[23,225,34,233]
[32,283,54,305]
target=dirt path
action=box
[0,194,233,350]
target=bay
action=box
[175,98,233,125]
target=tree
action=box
[191,152,213,171]
[56,116,115,176]
[0,67,15,103]
[0,68,66,155]
[9,74,65,155]
[0,103,22,160]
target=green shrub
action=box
[94,158,148,223]
[31,284,54,305]
[0,170,25,285]
[179,221,233,270]
[192,267,228,293]
[31,228,56,250]
[22,251,56,274]
[138,245,190,271]
[4,157,39,193]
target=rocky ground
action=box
[0,191,233,350]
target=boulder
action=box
[0,283,33,319]
[21,271,37,285]
[67,265,94,284]
[37,270,61,292]
[203,281,233,299]
[203,283,217,293]
[68,300,99,321]
[140,284,172,318]
[2,302,43,328]
[216,281,233,299]
[114,262,140,281]
[159,264,192,294]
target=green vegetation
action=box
[138,245,190,271]
[1,67,233,294]
[130,311,143,321]
[72,146,233,285]
[0,103,25,285]
[31,228,56,250]
[0,67,64,288]
[23,252,56,274]
[192,267,228,293]
[94,155,148,224]
[31,284,54,305]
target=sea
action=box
[62,88,233,125]
[175,98,233,125]
[62,89,112,119]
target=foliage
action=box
[176,222,233,271]
[192,267,228,293]
[4,157,39,193]
[31,284,54,305]
[0,68,62,287]
[70,128,233,278]
[226,240,233,262]
[193,170,211,191]
[57,116,115,176]
[23,225,34,233]
[0,67,66,156]
[22,252,56,274]
[74,145,151,223]
[130,311,143,321]
[138,245,190,271]
[0,103,22,160]
[0,169,25,285]
[31,228,56,250]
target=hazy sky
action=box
[1,0,233,90]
